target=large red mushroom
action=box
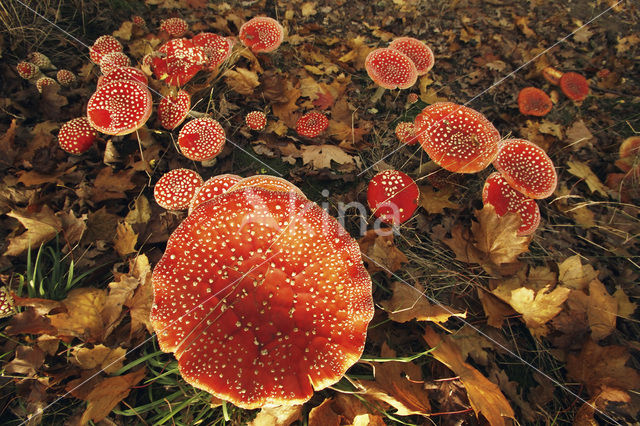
[86,80,153,136]
[188,174,242,214]
[150,187,374,408]
[239,16,284,53]
[158,90,191,130]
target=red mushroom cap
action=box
[365,48,418,90]
[150,188,374,408]
[559,72,589,101]
[367,170,419,225]
[0,286,15,319]
[153,38,206,86]
[58,117,98,154]
[98,66,148,88]
[86,80,153,136]
[482,172,541,235]
[414,102,500,173]
[16,61,40,80]
[493,138,557,199]
[177,118,226,161]
[158,90,191,130]
[616,136,640,173]
[154,168,204,211]
[90,35,123,64]
[295,111,329,138]
[56,69,76,86]
[27,52,54,70]
[160,17,189,38]
[517,87,552,117]
[188,174,242,214]
[36,77,58,93]
[239,16,284,53]
[228,175,306,198]
[388,37,434,75]
[99,51,131,75]
[192,32,233,69]
[245,111,267,130]
[395,121,418,145]
[407,93,419,104]
[132,15,146,27]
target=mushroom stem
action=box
[413,160,439,177]
[371,86,386,104]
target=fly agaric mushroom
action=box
[36,77,58,93]
[152,38,207,86]
[150,187,374,409]
[228,175,306,198]
[154,168,204,211]
[99,51,131,75]
[192,32,233,70]
[97,66,148,88]
[388,37,434,75]
[296,111,329,138]
[482,172,541,235]
[90,35,123,64]
[517,87,552,117]
[395,121,418,145]
[246,111,267,131]
[160,17,189,38]
[56,69,76,86]
[365,48,418,91]
[367,170,419,225]
[178,118,226,161]
[0,286,15,319]
[407,93,419,104]
[493,138,557,199]
[239,16,284,53]
[158,90,191,130]
[58,117,98,154]
[86,80,153,136]
[132,15,146,27]
[414,102,500,173]
[16,61,40,80]
[188,174,242,214]
[559,72,589,101]
[27,52,55,70]
[615,136,640,173]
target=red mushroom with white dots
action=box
[228,175,306,198]
[16,61,40,80]
[388,37,434,75]
[0,286,15,319]
[99,51,131,75]
[97,66,148,88]
[58,117,98,154]
[239,16,284,53]
[56,69,76,86]
[86,80,153,136]
[154,168,204,211]
[482,172,541,235]
[36,77,58,93]
[152,38,207,86]
[89,35,123,64]
[365,47,418,91]
[295,111,329,138]
[177,118,226,161]
[245,111,267,131]
[150,187,374,408]
[367,170,419,225]
[395,121,418,145]
[493,138,557,199]
[188,174,242,214]
[160,17,189,38]
[158,90,191,130]
[192,32,233,70]
[414,102,500,173]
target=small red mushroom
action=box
[90,35,123,64]
[36,77,58,93]
[56,69,76,86]
[295,111,329,138]
[493,138,557,199]
[414,102,500,173]
[0,286,15,319]
[132,15,146,27]
[158,90,191,130]
[559,72,589,101]
[58,117,98,154]
[97,66,148,88]
[482,172,541,235]
[86,80,153,136]
[160,17,189,38]
[517,87,552,117]
[388,37,435,75]
[395,121,418,145]
[177,118,226,161]
[365,48,418,90]
[192,32,233,70]
[16,61,40,80]
[154,168,204,211]
[150,187,373,408]
[239,16,284,53]
[407,93,419,104]
[245,111,267,130]
[188,174,242,214]
[99,51,131,75]
[367,170,419,225]
[228,175,306,198]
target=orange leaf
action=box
[380,281,466,324]
[79,368,146,424]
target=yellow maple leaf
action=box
[472,206,531,266]
[380,281,466,324]
[566,160,609,196]
[113,222,138,257]
[418,185,459,214]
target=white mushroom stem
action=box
[371,86,386,104]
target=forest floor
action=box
[0,0,639,425]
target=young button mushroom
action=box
[395,121,418,145]
[559,71,589,101]
[388,37,435,75]
[295,111,329,138]
[36,77,58,93]
[56,69,76,86]
[616,136,640,173]
[58,117,98,154]
[0,286,15,319]
[367,170,419,225]
[150,187,374,409]
[239,16,284,53]
[493,138,557,199]
[482,172,541,236]
[27,52,55,70]
[160,17,189,38]
[188,174,242,214]
[177,118,226,161]
[16,61,40,80]
[414,102,500,173]
[89,35,123,64]
[517,87,552,117]
[154,168,204,211]
[245,111,267,131]
[158,90,191,130]
[86,80,153,136]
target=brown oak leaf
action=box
[380,281,466,324]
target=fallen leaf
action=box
[48,288,106,342]
[224,68,260,95]
[379,281,466,324]
[566,160,609,197]
[5,205,62,257]
[112,21,133,40]
[79,368,146,424]
[308,394,383,426]
[5,308,57,336]
[358,230,408,276]
[558,255,598,290]
[125,195,151,226]
[424,328,514,425]
[300,144,359,171]
[126,255,155,338]
[613,287,636,318]
[71,345,127,374]
[477,289,515,328]
[113,222,138,257]
[301,2,317,17]
[565,120,596,150]
[586,279,617,341]
[419,185,459,214]
[5,345,45,376]
[92,167,137,201]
